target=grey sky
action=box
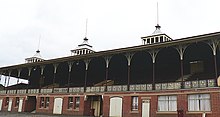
[0,0,220,68]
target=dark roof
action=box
[0,31,220,71]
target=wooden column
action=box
[52,64,58,93]
[68,62,73,93]
[104,56,111,91]
[207,39,219,84]
[16,69,21,94]
[175,45,187,89]
[149,50,158,90]
[26,67,32,93]
[39,66,45,93]
[6,70,11,87]
[126,53,133,91]
[84,60,90,92]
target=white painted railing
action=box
[0,79,216,95]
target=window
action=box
[40,97,44,108]
[158,95,177,111]
[68,97,73,109]
[188,94,211,111]
[131,96,138,111]
[45,97,50,108]
[155,37,159,43]
[5,97,9,106]
[74,97,80,109]
[147,39,150,44]
[160,36,163,42]
[15,97,19,107]
[151,38,154,43]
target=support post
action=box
[68,62,73,93]
[84,59,90,92]
[39,66,45,93]
[52,64,58,93]
[180,60,184,88]
[26,67,32,93]
[6,71,12,94]
[4,73,7,90]
[175,45,187,89]
[104,56,111,92]
[214,55,217,78]
[16,69,21,94]
[126,53,133,91]
[149,50,159,90]
[6,70,11,87]
[207,39,219,84]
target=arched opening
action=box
[155,47,180,83]
[87,57,105,86]
[183,42,215,80]
[43,64,54,87]
[70,60,85,87]
[56,62,69,87]
[109,54,128,85]
[130,51,153,84]
[29,66,40,88]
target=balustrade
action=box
[0,79,216,95]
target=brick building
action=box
[0,24,219,117]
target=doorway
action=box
[142,99,150,117]
[109,97,122,117]
[53,97,63,114]
[25,96,37,112]
[85,95,103,116]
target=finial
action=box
[155,2,161,29]
[36,50,40,53]
[85,18,88,38]
[157,2,159,26]
[37,34,41,51]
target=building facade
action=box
[0,26,219,117]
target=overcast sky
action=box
[0,0,220,68]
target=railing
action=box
[86,86,105,93]
[0,79,216,95]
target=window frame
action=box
[158,95,177,112]
[40,97,45,108]
[74,97,80,110]
[45,97,50,108]
[68,97,73,109]
[131,96,139,111]
[188,94,211,112]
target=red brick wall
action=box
[1,88,220,117]
[103,96,110,117]
[2,97,8,111]
[62,96,84,116]
[36,96,53,114]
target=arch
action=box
[183,42,215,80]
[108,54,128,85]
[43,64,54,87]
[70,60,86,87]
[87,57,106,86]
[29,66,41,88]
[155,47,181,83]
[130,51,153,84]
[56,62,69,87]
